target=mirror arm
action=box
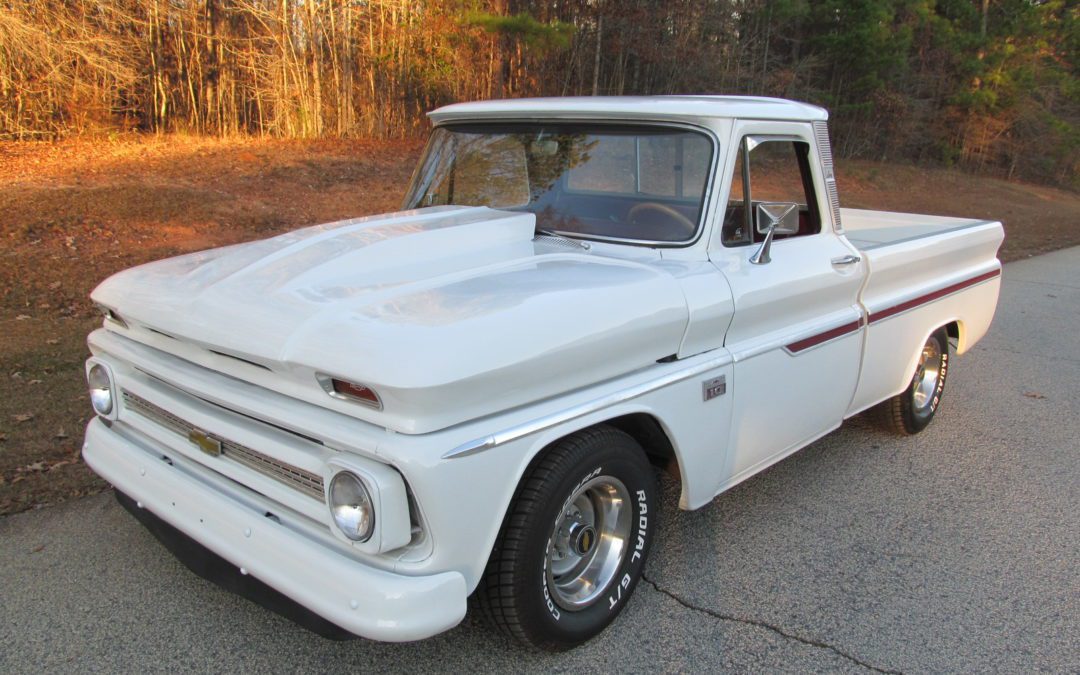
[750,226,775,265]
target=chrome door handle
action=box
[831,255,862,265]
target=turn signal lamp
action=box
[317,374,382,409]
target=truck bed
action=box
[840,208,997,250]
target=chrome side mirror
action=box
[749,202,800,265]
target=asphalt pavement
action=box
[2,247,1078,673]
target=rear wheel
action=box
[873,327,950,435]
[476,425,656,651]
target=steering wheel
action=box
[626,202,696,237]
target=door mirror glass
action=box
[755,202,800,235]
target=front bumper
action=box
[82,418,467,642]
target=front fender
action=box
[390,352,734,591]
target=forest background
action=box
[3,0,1079,513]
[1,0,1077,188]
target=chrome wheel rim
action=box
[912,338,942,413]
[546,475,632,610]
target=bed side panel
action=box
[846,220,1003,417]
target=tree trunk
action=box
[592,14,602,96]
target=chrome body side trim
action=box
[442,352,733,459]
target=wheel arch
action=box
[465,405,700,595]
[605,412,680,471]
[945,319,965,352]
[898,320,958,395]
[508,410,687,527]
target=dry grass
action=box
[1,136,1077,514]
[836,162,1080,262]
[0,135,422,514]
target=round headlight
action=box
[88,363,113,416]
[329,472,375,542]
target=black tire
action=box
[476,425,657,651]
[873,327,950,435]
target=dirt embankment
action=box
[1,136,1078,514]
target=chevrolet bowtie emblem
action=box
[188,428,222,457]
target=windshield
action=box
[403,122,714,244]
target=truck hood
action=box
[92,206,690,433]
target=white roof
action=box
[429,95,828,124]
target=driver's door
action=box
[712,123,865,486]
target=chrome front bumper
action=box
[82,418,467,642]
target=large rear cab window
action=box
[403,122,715,244]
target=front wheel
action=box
[873,327,950,435]
[476,425,657,651]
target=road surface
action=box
[3,247,1078,673]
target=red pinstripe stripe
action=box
[786,319,862,353]
[867,268,1001,324]
[784,267,1000,354]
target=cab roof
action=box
[428,95,829,124]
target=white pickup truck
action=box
[81,96,1003,650]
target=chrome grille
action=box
[122,391,325,501]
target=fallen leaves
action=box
[4,455,81,485]
[13,413,34,423]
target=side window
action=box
[722,138,821,247]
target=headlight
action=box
[87,363,113,416]
[329,472,375,542]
